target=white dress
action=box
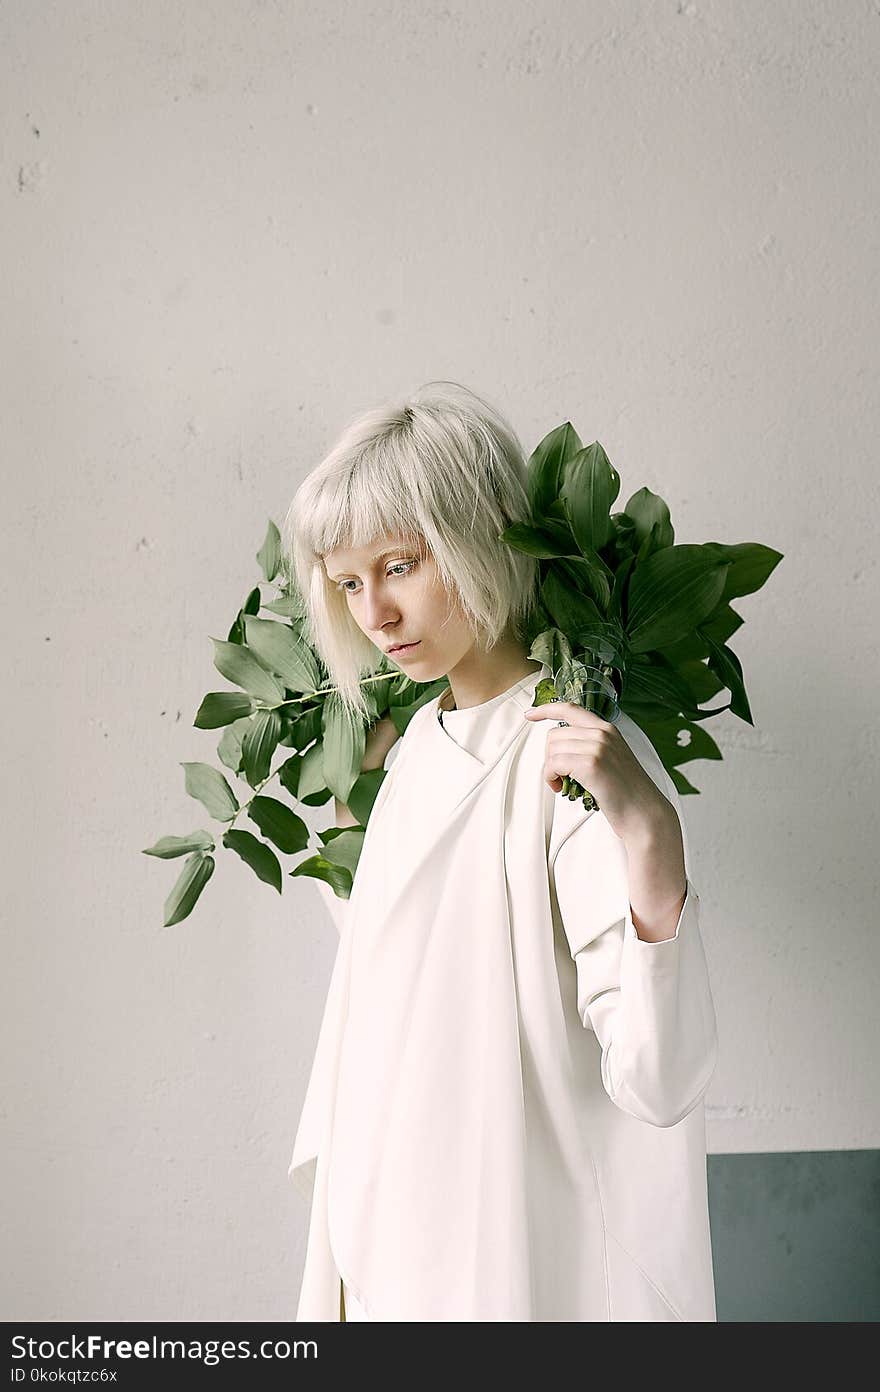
[291,663,719,1321]
[342,674,531,1324]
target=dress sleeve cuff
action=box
[623,876,699,955]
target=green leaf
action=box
[700,632,753,724]
[290,854,353,899]
[321,693,366,804]
[623,487,674,551]
[498,520,579,559]
[222,828,283,892]
[355,678,381,727]
[298,787,333,807]
[277,752,303,799]
[699,602,744,646]
[631,712,724,774]
[673,656,727,704]
[317,824,366,876]
[528,627,574,676]
[540,568,603,637]
[559,442,619,552]
[210,638,286,704]
[217,716,252,774]
[241,614,322,693]
[247,795,310,854]
[532,677,561,707]
[241,707,283,787]
[344,767,387,825]
[556,554,613,611]
[256,520,282,583]
[182,762,239,821]
[296,741,328,798]
[656,603,742,666]
[700,541,784,602]
[525,421,583,516]
[570,616,628,668]
[164,851,215,926]
[622,653,727,720]
[143,829,215,859]
[667,765,700,796]
[281,702,323,748]
[194,691,254,729]
[262,592,307,618]
[625,545,730,654]
[226,586,262,645]
[545,498,569,522]
[603,547,634,621]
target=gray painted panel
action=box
[709,1151,880,1322]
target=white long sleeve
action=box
[550,748,718,1129]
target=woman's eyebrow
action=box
[326,546,412,580]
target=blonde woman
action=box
[282,382,719,1322]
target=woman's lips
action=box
[390,641,420,655]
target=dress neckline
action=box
[437,663,545,723]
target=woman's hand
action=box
[523,701,675,847]
[362,713,401,771]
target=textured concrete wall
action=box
[2,0,878,1320]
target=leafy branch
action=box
[143,519,447,925]
[144,424,782,925]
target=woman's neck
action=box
[440,645,543,713]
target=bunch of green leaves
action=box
[142,521,447,925]
[503,422,783,807]
[529,629,624,808]
[145,424,781,924]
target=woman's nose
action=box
[362,587,400,629]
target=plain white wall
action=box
[2,0,878,1320]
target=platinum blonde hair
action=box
[280,380,541,722]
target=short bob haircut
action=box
[281,380,541,722]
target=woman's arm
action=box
[332,798,360,829]
[551,731,719,1128]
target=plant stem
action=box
[268,671,398,711]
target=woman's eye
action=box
[336,560,416,593]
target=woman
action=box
[282,382,719,1322]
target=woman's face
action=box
[322,531,477,678]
